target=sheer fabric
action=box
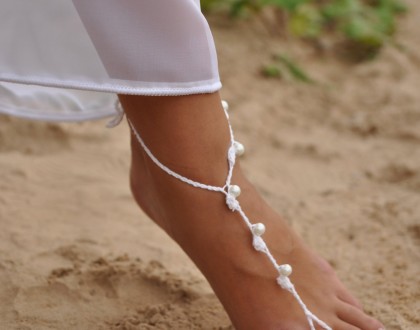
[0,0,221,121]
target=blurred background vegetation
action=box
[202,0,407,81]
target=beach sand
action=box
[0,2,419,329]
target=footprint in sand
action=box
[15,247,230,330]
[365,162,420,193]
[0,115,70,154]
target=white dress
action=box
[0,0,221,122]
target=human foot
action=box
[119,93,385,330]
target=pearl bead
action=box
[228,185,241,197]
[234,141,245,156]
[221,100,229,111]
[252,223,266,236]
[278,264,293,277]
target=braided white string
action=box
[113,98,332,330]
[129,120,226,193]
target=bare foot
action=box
[119,93,384,330]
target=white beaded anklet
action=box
[109,100,332,330]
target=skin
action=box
[118,92,385,330]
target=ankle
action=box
[121,92,232,184]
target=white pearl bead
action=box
[234,141,245,156]
[221,100,229,111]
[278,264,293,277]
[228,185,241,197]
[252,223,266,236]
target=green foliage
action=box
[322,0,407,60]
[261,64,283,78]
[264,0,309,12]
[288,3,323,38]
[200,0,223,12]
[229,0,265,16]
[275,54,314,83]
[261,54,314,83]
[204,0,407,61]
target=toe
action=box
[337,288,364,310]
[337,302,384,330]
[328,320,359,330]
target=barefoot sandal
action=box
[110,100,332,330]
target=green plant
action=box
[204,0,407,61]
[261,54,314,83]
[261,64,283,78]
[275,54,314,82]
[200,0,227,12]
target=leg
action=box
[119,92,384,330]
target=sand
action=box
[0,2,419,329]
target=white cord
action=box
[113,99,332,330]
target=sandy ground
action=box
[0,2,419,330]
